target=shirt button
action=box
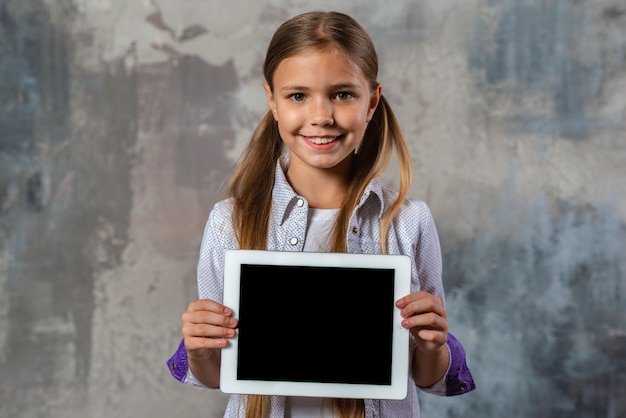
[352,227,358,234]
[459,382,467,391]
[171,363,177,370]
[296,198,304,207]
[290,237,299,245]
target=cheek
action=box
[337,108,368,132]
[275,107,303,130]
[340,102,369,123]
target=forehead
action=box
[273,48,368,86]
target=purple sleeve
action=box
[166,339,188,383]
[167,334,476,394]
[445,333,476,395]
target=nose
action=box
[310,98,334,126]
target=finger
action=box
[415,328,447,343]
[185,334,230,351]
[401,312,448,332]
[399,296,446,319]
[183,322,237,340]
[187,299,233,316]
[183,309,238,329]
[396,291,441,309]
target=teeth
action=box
[308,136,337,144]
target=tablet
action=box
[220,249,411,400]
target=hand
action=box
[182,299,238,361]
[396,291,448,353]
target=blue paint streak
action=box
[468,0,623,139]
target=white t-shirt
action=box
[303,207,338,252]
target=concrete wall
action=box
[1,1,624,417]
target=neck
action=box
[285,160,352,209]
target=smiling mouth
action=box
[304,135,340,145]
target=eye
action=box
[289,93,305,102]
[335,91,354,101]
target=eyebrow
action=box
[279,82,362,92]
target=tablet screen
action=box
[237,264,394,385]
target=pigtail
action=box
[376,96,412,254]
[327,398,366,417]
[230,110,282,250]
[243,395,270,418]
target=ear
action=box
[264,82,278,121]
[366,83,382,122]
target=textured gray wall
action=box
[1,1,625,417]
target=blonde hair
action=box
[229,11,412,418]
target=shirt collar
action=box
[359,176,385,218]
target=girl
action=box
[167,10,475,418]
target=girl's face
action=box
[265,48,381,179]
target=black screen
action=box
[236,264,395,385]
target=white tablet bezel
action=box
[220,249,411,400]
